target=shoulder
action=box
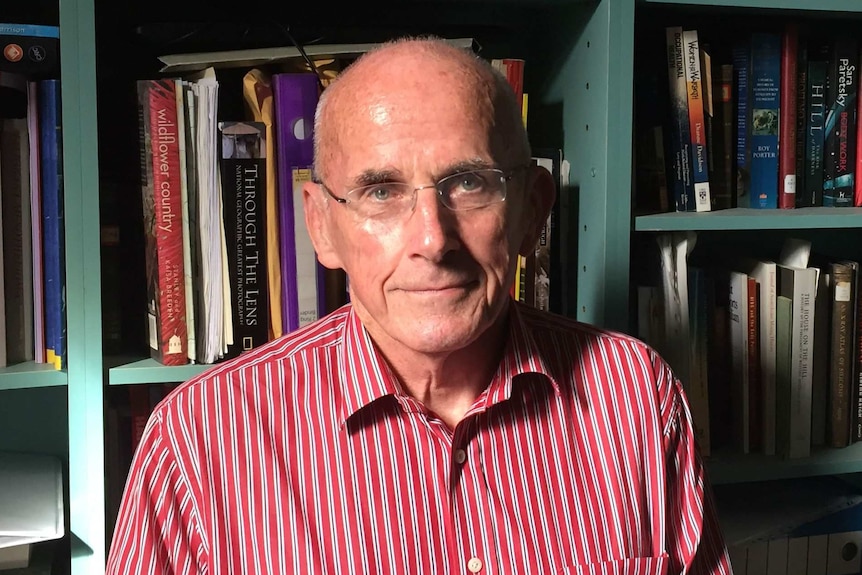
[517,304,681,426]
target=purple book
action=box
[272,73,326,333]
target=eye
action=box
[453,171,485,193]
[354,183,401,203]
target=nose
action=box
[405,186,460,262]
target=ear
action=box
[518,164,557,257]
[303,181,345,270]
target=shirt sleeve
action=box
[657,355,734,575]
[105,408,208,575]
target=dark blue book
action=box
[749,32,781,209]
[733,40,751,206]
[38,79,64,370]
[803,57,829,207]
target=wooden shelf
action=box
[642,0,862,12]
[634,207,862,231]
[0,362,67,391]
[707,443,862,484]
[107,357,212,385]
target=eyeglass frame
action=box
[315,164,531,217]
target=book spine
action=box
[174,79,196,363]
[823,36,858,207]
[794,36,808,207]
[729,270,750,453]
[219,121,269,358]
[712,63,734,210]
[1,119,34,364]
[137,78,188,366]
[779,23,798,209]
[749,32,781,209]
[27,81,45,364]
[666,26,695,212]
[733,41,751,205]
[804,59,829,207]
[682,29,711,212]
[829,261,855,447]
[273,73,322,333]
[39,79,64,370]
[854,261,862,440]
[746,276,761,452]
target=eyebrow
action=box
[350,159,497,187]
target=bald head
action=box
[312,37,530,185]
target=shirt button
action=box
[454,448,467,464]
[467,557,483,573]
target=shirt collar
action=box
[336,301,560,427]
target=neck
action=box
[368,314,509,430]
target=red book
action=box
[778,23,798,209]
[136,79,188,365]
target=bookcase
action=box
[5,0,862,572]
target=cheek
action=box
[336,219,403,279]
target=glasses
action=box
[320,167,526,220]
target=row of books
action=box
[0,74,66,371]
[637,23,862,213]
[640,235,862,459]
[137,66,339,366]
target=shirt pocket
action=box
[558,554,669,575]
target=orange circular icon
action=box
[3,43,23,63]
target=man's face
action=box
[306,64,541,358]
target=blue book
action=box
[38,79,64,370]
[733,41,751,205]
[665,26,695,212]
[749,32,781,209]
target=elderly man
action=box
[107,37,731,575]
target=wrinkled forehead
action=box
[318,65,505,178]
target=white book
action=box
[777,263,817,459]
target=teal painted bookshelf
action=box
[5,0,862,571]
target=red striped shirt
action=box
[107,302,732,574]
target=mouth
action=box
[400,280,478,295]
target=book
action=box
[26,80,44,364]
[157,38,480,74]
[803,57,829,207]
[665,26,695,212]
[0,23,59,77]
[794,32,808,208]
[272,72,325,333]
[812,267,832,447]
[136,78,189,366]
[242,68,283,340]
[779,23,798,209]
[0,117,33,365]
[742,258,778,455]
[682,29,711,212]
[710,61,734,210]
[828,260,857,448]
[776,263,817,459]
[219,121,269,357]
[748,32,781,209]
[823,35,858,207]
[733,40,751,204]
[729,269,752,453]
[173,79,196,363]
[38,79,64,370]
